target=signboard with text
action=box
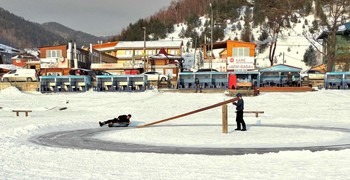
[227,56,254,71]
[40,57,68,68]
[91,63,123,69]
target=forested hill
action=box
[41,22,102,47]
[112,0,311,46]
[112,0,249,43]
[0,7,104,49]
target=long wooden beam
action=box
[137,97,239,128]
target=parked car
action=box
[196,68,219,72]
[1,69,38,82]
[94,70,112,76]
[143,71,168,81]
[301,70,325,81]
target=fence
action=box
[177,72,229,89]
[94,75,146,92]
[325,72,350,89]
[40,75,91,92]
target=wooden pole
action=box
[222,104,228,134]
[137,97,239,128]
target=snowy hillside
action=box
[166,13,323,71]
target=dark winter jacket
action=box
[117,115,130,123]
[195,78,200,85]
[234,99,244,111]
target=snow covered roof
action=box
[0,64,21,70]
[310,64,327,73]
[0,44,21,54]
[338,22,350,31]
[150,48,183,60]
[92,42,118,51]
[213,48,224,58]
[318,22,350,39]
[115,40,183,49]
[150,54,183,60]
[11,52,38,59]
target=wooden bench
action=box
[12,110,32,117]
[236,111,264,117]
[244,111,264,117]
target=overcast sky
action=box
[1,0,173,37]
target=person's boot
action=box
[241,122,246,131]
[99,122,104,127]
[235,128,241,131]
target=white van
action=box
[1,69,38,82]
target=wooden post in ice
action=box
[222,104,228,134]
[137,97,239,128]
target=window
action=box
[46,50,62,58]
[125,50,132,56]
[236,74,248,82]
[232,47,250,56]
[170,50,177,55]
[147,50,156,55]
[135,50,142,55]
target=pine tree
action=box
[179,27,186,38]
[257,29,269,53]
[303,45,318,66]
[241,7,253,42]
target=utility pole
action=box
[194,37,197,69]
[142,27,147,72]
[210,2,213,70]
[98,40,103,63]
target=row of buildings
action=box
[2,22,349,82]
[5,39,257,81]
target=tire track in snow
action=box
[29,124,350,155]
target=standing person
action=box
[195,78,202,93]
[99,114,132,127]
[232,93,246,131]
[287,72,293,86]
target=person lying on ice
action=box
[99,114,132,127]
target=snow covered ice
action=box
[1,87,350,179]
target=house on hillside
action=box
[91,40,183,76]
[115,40,183,74]
[0,44,21,64]
[38,42,118,76]
[91,41,118,57]
[89,41,121,74]
[317,22,350,71]
[149,48,183,80]
[202,40,256,72]
[11,52,39,70]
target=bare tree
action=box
[170,0,182,23]
[303,0,350,72]
[253,0,307,66]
